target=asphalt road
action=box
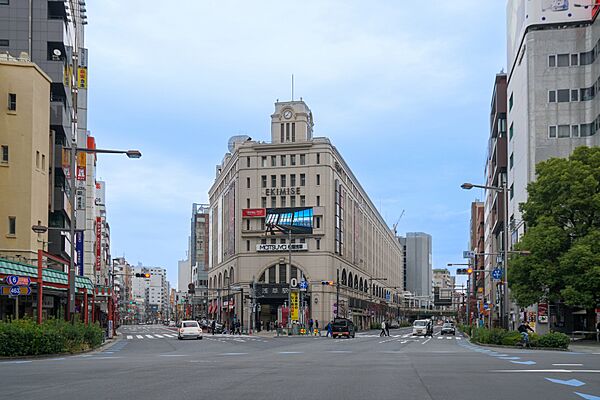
[2,325,599,400]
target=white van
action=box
[412,319,430,336]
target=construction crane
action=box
[392,210,405,235]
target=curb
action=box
[468,340,568,352]
[0,337,119,360]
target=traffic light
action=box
[467,268,473,274]
[321,280,334,286]
[135,273,151,278]
[457,268,473,275]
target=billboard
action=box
[265,207,313,235]
[242,208,266,218]
[508,0,594,71]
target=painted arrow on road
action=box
[545,378,586,387]
[575,393,600,400]
[498,357,521,360]
[510,360,536,365]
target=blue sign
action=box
[299,280,308,290]
[483,303,489,310]
[9,286,20,296]
[492,268,503,280]
[76,231,84,276]
[6,276,18,285]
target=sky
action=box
[85,1,507,289]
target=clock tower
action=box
[271,100,314,144]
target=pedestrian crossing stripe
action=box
[127,335,133,339]
[145,335,155,339]
[154,334,164,338]
[136,335,144,339]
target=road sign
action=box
[483,303,489,310]
[299,280,308,291]
[5,275,31,286]
[492,268,503,280]
[463,251,475,259]
[290,278,298,288]
[1,286,31,296]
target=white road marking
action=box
[437,337,443,339]
[328,350,352,353]
[127,335,133,340]
[136,335,144,339]
[456,337,462,340]
[422,338,432,345]
[492,369,600,373]
[220,353,248,356]
[145,335,155,339]
[554,364,583,366]
[154,334,164,338]
[400,340,408,344]
[446,336,453,340]
[278,351,302,354]
[159,354,186,357]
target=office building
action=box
[469,201,484,324]
[397,232,432,308]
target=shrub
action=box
[501,331,522,346]
[537,332,570,349]
[488,328,506,345]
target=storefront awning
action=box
[0,258,93,291]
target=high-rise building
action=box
[484,72,508,328]
[0,55,51,263]
[397,232,432,308]
[112,257,132,324]
[0,0,91,265]
[178,258,191,292]
[208,100,404,331]
[469,201,484,324]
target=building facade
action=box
[112,257,132,324]
[208,100,404,331]
[398,232,432,308]
[469,201,485,325]
[0,55,50,263]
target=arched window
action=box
[218,273,222,289]
[359,278,363,292]
[353,275,358,289]
[259,272,265,283]
[223,270,229,287]
[341,269,347,286]
[229,267,235,284]
[347,272,353,288]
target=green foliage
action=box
[470,327,568,349]
[511,146,600,308]
[370,322,381,330]
[0,319,104,357]
[458,324,472,336]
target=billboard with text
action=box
[265,207,313,235]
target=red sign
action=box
[242,208,266,218]
[95,217,102,271]
[594,5,600,20]
[537,302,548,324]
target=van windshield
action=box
[413,321,427,327]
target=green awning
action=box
[0,258,93,290]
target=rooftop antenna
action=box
[291,74,294,101]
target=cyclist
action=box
[517,321,534,346]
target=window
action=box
[271,238,277,244]
[246,157,250,168]
[300,173,306,186]
[281,238,286,244]
[246,177,251,188]
[279,264,286,283]
[286,123,290,141]
[271,196,276,208]
[0,39,8,47]
[271,156,276,167]
[581,86,595,101]
[36,151,40,168]
[8,93,16,111]
[499,118,506,134]
[571,89,579,102]
[316,238,321,250]
[246,240,250,251]
[510,184,514,200]
[246,198,250,208]
[509,123,514,140]
[290,155,296,166]
[316,174,321,185]
[261,175,267,188]
[548,55,556,67]
[316,216,321,229]
[1,145,8,162]
[316,195,321,206]
[557,89,570,102]
[509,153,513,169]
[548,126,557,138]
[290,196,296,207]
[261,238,267,245]
[557,53,569,67]
[572,125,580,138]
[558,125,570,138]
[271,175,276,187]
[246,220,250,230]
[316,153,321,164]
[280,155,286,166]
[261,156,267,167]
[548,90,556,103]
[300,195,306,206]
[291,123,296,142]
[300,154,306,165]
[281,196,286,207]
[8,216,16,235]
[509,93,513,111]
[269,266,276,284]
[280,124,284,143]
[290,174,296,187]
[280,175,286,187]
[571,54,579,66]
[261,197,267,208]
[41,154,45,170]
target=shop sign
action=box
[254,284,290,299]
[256,243,308,252]
[242,208,266,218]
[537,302,548,324]
[290,291,299,321]
[264,187,301,196]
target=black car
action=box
[331,317,356,338]
[440,323,455,335]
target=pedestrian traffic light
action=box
[321,280,334,286]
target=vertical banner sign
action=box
[77,67,87,88]
[290,291,299,321]
[76,151,86,181]
[537,302,548,324]
[95,217,102,271]
[62,148,71,179]
[76,231,84,276]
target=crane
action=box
[392,210,405,235]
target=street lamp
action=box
[63,146,142,322]
[461,181,510,329]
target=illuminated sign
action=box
[265,207,313,235]
[242,208,266,218]
[264,187,302,196]
[256,243,308,252]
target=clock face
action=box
[283,110,292,119]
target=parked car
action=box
[168,320,176,327]
[178,320,203,340]
[440,323,455,335]
[331,317,356,338]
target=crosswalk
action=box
[356,333,463,341]
[124,333,269,342]
[126,333,178,340]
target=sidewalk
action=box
[569,339,600,354]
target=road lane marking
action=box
[136,335,144,339]
[446,336,452,340]
[422,338,431,345]
[490,354,509,357]
[554,364,583,366]
[544,378,585,387]
[127,335,133,340]
[437,337,443,339]
[154,334,164,338]
[574,392,600,400]
[159,354,186,357]
[511,361,536,365]
[400,340,408,344]
[145,335,155,339]
[219,353,248,356]
[499,357,521,360]
[278,351,302,354]
[491,369,600,373]
[328,350,352,353]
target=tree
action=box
[509,146,600,309]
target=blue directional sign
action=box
[299,280,308,290]
[492,268,503,280]
[545,378,585,387]
[9,286,20,296]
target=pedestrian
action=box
[380,320,387,337]
[308,318,314,335]
[385,320,390,337]
[326,321,333,337]
[315,320,320,336]
[235,320,241,335]
[211,319,216,335]
[596,320,600,343]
